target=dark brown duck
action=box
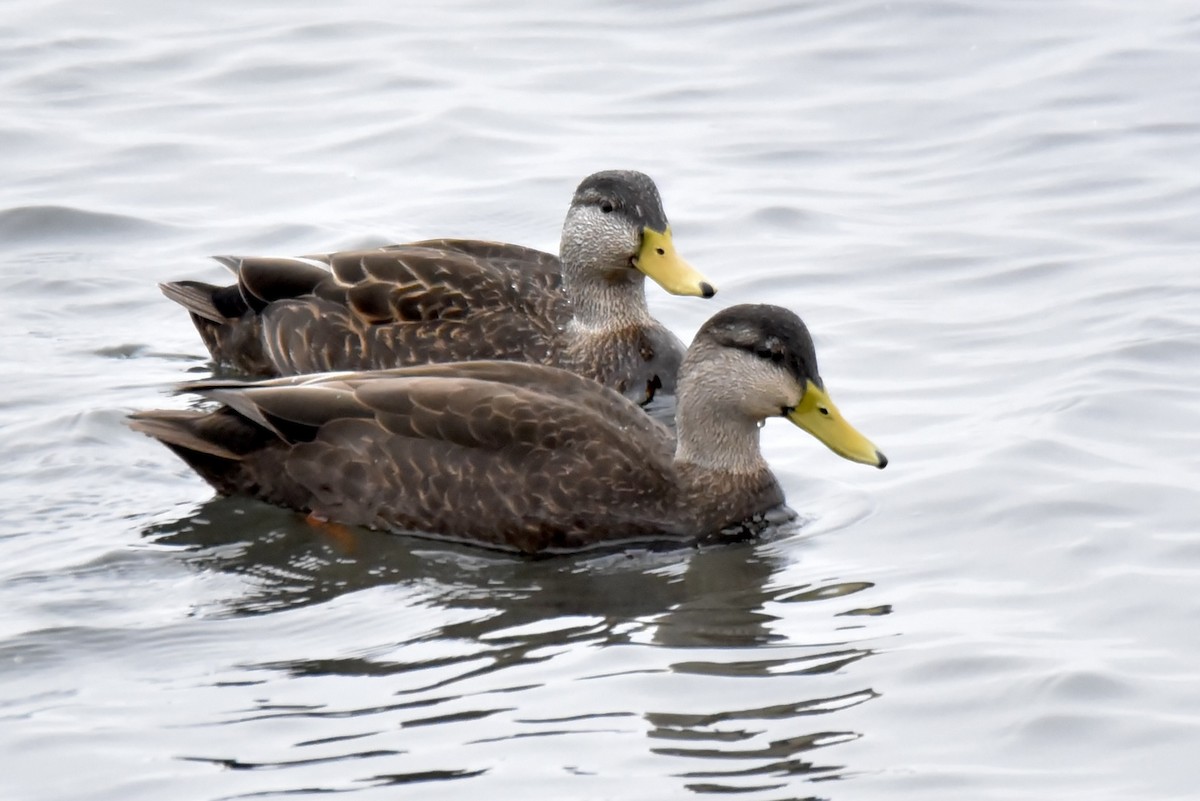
[131,305,887,555]
[163,170,715,404]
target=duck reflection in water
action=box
[145,494,890,793]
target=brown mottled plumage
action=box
[162,171,716,404]
[132,305,887,555]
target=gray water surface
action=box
[2,2,1199,799]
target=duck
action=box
[162,170,716,404]
[131,304,887,555]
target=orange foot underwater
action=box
[305,512,358,553]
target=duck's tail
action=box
[129,407,277,496]
[159,280,249,323]
[159,280,274,375]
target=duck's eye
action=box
[600,201,614,213]
[754,347,783,363]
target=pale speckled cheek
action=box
[562,207,640,263]
[739,366,803,419]
[680,349,802,422]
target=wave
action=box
[0,205,177,246]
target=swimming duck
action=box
[163,170,715,404]
[131,304,887,555]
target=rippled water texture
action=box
[2,1,1198,799]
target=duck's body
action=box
[132,305,886,555]
[164,171,714,404]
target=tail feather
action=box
[160,280,220,322]
[128,410,243,460]
[129,407,286,497]
[212,255,242,273]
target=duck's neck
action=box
[672,341,788,532]
[559,235,652,331]
[673,347,771,477]
[673,381,783,531]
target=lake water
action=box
[2,1,1198,799]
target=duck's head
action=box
[685,304,887,469]
[561,170,716,298]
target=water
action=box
[2,1,1198,798]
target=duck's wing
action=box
[133,362,677,553]
[258,242,566,374]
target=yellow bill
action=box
[636,227,716,298]
[786,381,887,469]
